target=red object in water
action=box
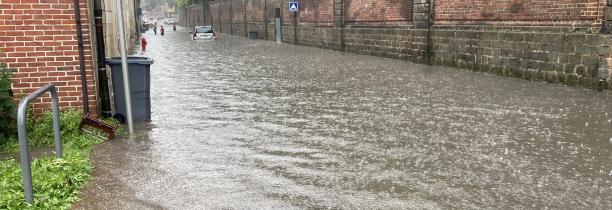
[141,37,147,51]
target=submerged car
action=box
[192,26,216,40]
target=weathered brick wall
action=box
[602,36,612,85]
[210,1,220,29]
[245,0,264,22]
[246,22,267,39]
[219,0,231,22]
[0,0,97,113]
[287,26,612,90]
[279,26,427,61]
[180,0,612,90]
[290,26,341,49]
[436,0,606,26]
[344,28,427,62]
[298,0,333,26]
[182,5,206,28]
[265,0,290,24]
[431,26,609,89]
[231,0,244,23]
[344,0,412,26]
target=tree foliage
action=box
[0,62,16,139]
[143,0,177,10]
[176,0,204,8]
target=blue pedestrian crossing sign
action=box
[289,2,298,12]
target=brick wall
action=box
[180,0,612,90]
[182,4,206,28]
[0,0,97,114]
[344,0,412,27]
[219,0,230,22]
[245,0,264,22]
[265,0,290,23]
[231,0,244,23]
[298,0,333,26]
[210,1,219,28]
[436,0,606,26]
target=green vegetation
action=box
[0,62,16,139]
[0,87,103,208]
[176,0,203,8]
[143,0,178,10]
[1,110,103,209]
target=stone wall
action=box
[180,4,207,28]
[431,26,610,89]
[179,0,612,90]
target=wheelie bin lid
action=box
[105,56,154,65]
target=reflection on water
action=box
[76,27,612,209]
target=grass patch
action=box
[0,109,104,209]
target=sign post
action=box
[115,0,134,134]
[289,2,298,12]
[275,8,281,44]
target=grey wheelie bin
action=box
[105,56,154,122]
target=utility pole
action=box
[115,0,134,134]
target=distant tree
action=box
[143,0,161,10]
[176,0,203,8]
[144,0,177,10]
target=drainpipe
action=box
[275,8,281,44]
[93,0,111,117]
[230,0,233,34]
[73,0,90,114]
[264,0,268,40]
[291,6,297,44]
[426,0,434,65]
[244,0,247,37]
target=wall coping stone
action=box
[433,25,602,33]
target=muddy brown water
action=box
[74,27,612,209]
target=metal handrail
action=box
[17,83,62,203]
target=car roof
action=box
[195,26,213,28]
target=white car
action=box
[192,26,216,40]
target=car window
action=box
[196,27,213,33]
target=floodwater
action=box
[75,27,612,209]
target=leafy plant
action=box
[0,62,16,139]
[176,0,203,8]
[0,109,104,209]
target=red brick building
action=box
[0,0,140,115]
[0,0,96,113]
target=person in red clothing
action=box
[160,26,165,36]
[141,36,148,52]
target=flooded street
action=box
[75,27,612,209]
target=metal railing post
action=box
[16,83,63,203]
